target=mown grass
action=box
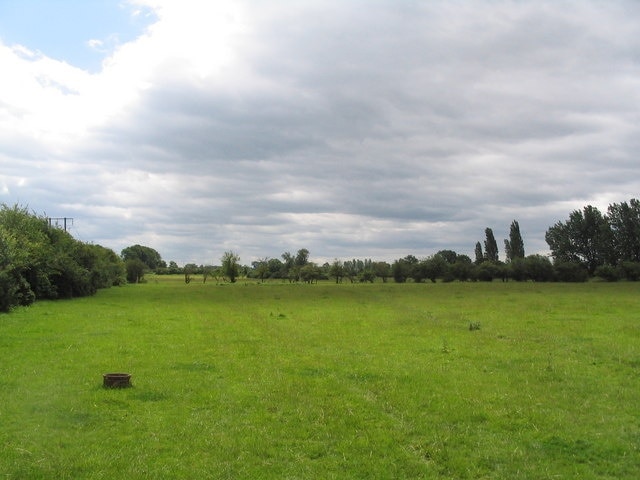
[1,278,639,479]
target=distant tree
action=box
[474,242,484,264]
[504,220,525,262]
[524,255,554,282]
[343,260,358,283]
[618,261,640,281]
[411,260,427,283]
[450,255,474,281]
[221,251,241,283]
[484,228,499,262]
[545,205,613,274]
[121,244,165,271]
[607,199,640,263]
[329,259,344,283]
[183,263,198,284]
[266,258,284,279]
[436,250,458,264]
[295,248,310,267]
[299,263,321,283]
[403,255,419,265]
[202,265,215,283]
[419,255,448,283]
[594,264,619,282]
[252,258,270,283]
[553,260,588,282]
[392,258,412,283]
[359,270,376,283]
[281,251,295,280]
[125,258,146,283]
[476,261,500,282]
[372,261,391,283]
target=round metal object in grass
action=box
[103,373,132,388]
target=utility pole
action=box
[47,217,74,232]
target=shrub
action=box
[554,261,588,282]
[0,270,35,312]
[618,261,640,281]
[594,264,620,282]
[476,262,500,282]
[508,257,528,281]
[525,255,555,282]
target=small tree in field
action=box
[125,259,146,283]
[221,251,240,283]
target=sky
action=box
[1,0,639,266]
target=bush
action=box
[359,270,376,283]
[0,270,35,312]
[450,260,474,281]
[525,255,555,282]
[508,258,528,281]
[476,262,500,282]
[553,261,588,282]
[618,261,640,281]
[594,264,620,282]
[392,259,411,283]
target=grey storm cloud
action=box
[2,0,640,264]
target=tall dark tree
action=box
[545,205,613,274]
[474,242,484,264]
[391,258,412,283]
[504,220,525,262]
[607,199,640,263]
[295,248,310,266]
[484,228,499,262]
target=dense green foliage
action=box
[0,204,125,312]
[1,280,638,478]
[546,199,640,274]
[121,244,166,271]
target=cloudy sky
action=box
[1,0,639,266]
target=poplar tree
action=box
[474,241,484,264]
[484,228,499,262]
[504,220,525,261]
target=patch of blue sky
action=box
[0,0,156,72]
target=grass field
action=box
[0,278,638,479]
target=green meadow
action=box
[0,278,638,479]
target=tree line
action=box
[2,198,639,311]
[150,198,640,285]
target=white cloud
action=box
[87,39,104,50]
